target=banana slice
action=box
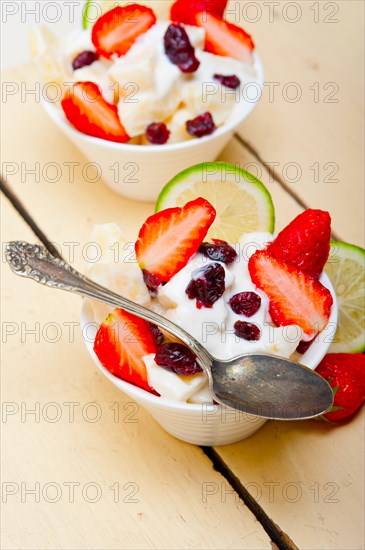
[74,59,115,104]
[184,24,206,50]
[109,55,155,95]
[118,88,180,137]
[86,224,151,313]
[264,325,304,358]
[164,105,195,144]
[180,50,247,126]
[143,354,208,402]
[29,25,71,91]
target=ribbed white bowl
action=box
[81,275,337,446]
[43,54,264,202]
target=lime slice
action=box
[82,0,170,29]
[83,0,115,29]
[325,241,365,353]
[156,162,275,242]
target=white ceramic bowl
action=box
[81,274,338,446]
[43,54,264,202]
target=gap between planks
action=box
[233,133,342,243]
[201,447,299,550]
[0,175,63,259]
[1,154,305,550]
[0,176,301,550]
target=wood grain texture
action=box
[231,0,364,246]
[217,5,365,548]
[1,4,364,544]
[214,414,364,550]
[1,200,271,550]
[216,143,364,550]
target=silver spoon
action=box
[6,241,333,420]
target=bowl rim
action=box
[81,271,338,413]
[42,52,264,153]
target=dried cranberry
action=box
[155,342,202,375]
[164,23,200,73]
[214,74,241,89]
[148,323,164,346]
[186,112,216,138]
[296,339,314,354]
[199,239,237,264]
[177,51,200,73]
[146,122,170,145]
[142,269,161,297]
[186,263,225,308]
[234,321,261,341]
[229,292,261,317]
[72,50,98,70]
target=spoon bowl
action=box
[210,354,333,419]
[81,300,335,445]
[6,241,334,423]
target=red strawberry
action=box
[248,251,333,340]
[315,354,365,422]
[92,4,156,59]
[61,82,129,143]
[135,198,216,286]
[267,209,331,279]
[170,0,227,26]
[194,12,254,62]
[94,308,158,394]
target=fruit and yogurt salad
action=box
[30,0,259,144]
[88,193,335,405]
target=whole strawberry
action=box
[267,209,331,278]
[315,354,365,422]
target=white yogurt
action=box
[58,19,258,141]
[157,231,303,361]
[86,225,303,403]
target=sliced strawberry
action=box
[92,4,156,59]
[267,210,331,279]
[135,198,216,285]
[61,81,129,143]
[170,0,227,26]
[315,354,365,422]
[94,309,158,394]
[194,12,254,62]
[248,251,333,340]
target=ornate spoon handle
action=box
[6,242,334,419]
[5,241,212,368]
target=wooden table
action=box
[1,2,364,548]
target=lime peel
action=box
[156,162,275,243]
[325,240,365,353]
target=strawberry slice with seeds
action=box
[61,81,129,143]
[94,309,158,394]
[92,4,156,59]
[267,209,331,279]
[248,251,333,340]
[194,12,254,62]
[170,0,228,26]
[135,198,216,285]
